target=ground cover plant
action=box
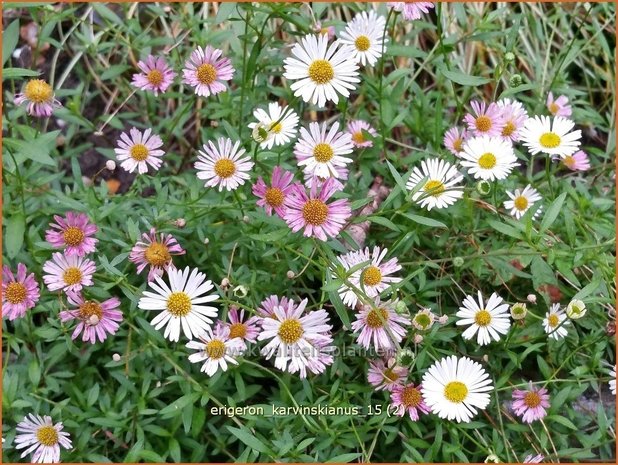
[1,1,616,463]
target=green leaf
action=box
[5,212,26,259]
[5,130,59,166]
[368,215,400,232]
[326,453,363,463]
[100,64,130,81]
[441,68,491,86]
[92,3,123,25]
[226,425,271,454]
[386,160,408,194]
[540,192,567,233]
[487,219,523,239]
[3,67,40,80]
[159,393,200,418]
[215,2,237,24]
[3,20,20,67]
[546,414,578,430]
[572,279,601,301]
[400,212,447,228]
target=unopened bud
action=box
[105,160,116,171]
[509,74,523,87]
[413,334,423,344]
[242,215,250,223]
[504,52,515,63]
[286,270,295,279]
[452,256,464,267]
[112,353,121,362]
[395,300,408,315]
[88,315,100,325]
[482,354,489,363]
[175,218,186,228]
[203,238,210,245]
[476,180,491,196]
[566,299,587,319]
[220,277,230,289]
[527,294,537,304]
[510,303,527,320]
[438,315,449,324]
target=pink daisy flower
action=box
[195,137,254,191]
[512,382,550,423]
[114,127,165,174]
[497,98,529,142]
[128,227,186,282]
[524,454,544,463]
[351,298,410,350]
[42,252,95,294]
[131,55,176,96]
[336,246,402,308]
[304,336,336,377]
[14,79,61,118]
[257,295,291,319]
[368,358,408,391]
[44,211,98,257]
[15,413,72,463]
[225,306,261,345]
[182,45,235,97]
[388,2,434,20]
[313,21,336,40]
[561,150,590,171]
[284,178,351,242]
[303,166,348,191]
[252,166,297,218]
[59,292,123,344]
[346,120,377,148]
[464,100,506,137]
[443,127,468,156]
[2,263,40,320]
[390,382,431,420]
[257,298,334,378]
[547,92,572,117]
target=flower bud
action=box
[566,299,587,319]
[204,238,210,245]
[438,315,449,324]
[510,302,527,320]
[396,348,415,366]
[476,180,491,196]
[233,285,248,298]
[112,353,121,362]
[88,314,100,325]
[395,300,408,315]
[504,52,515,62]
[413,334,423,344]
[105,160,116,171]
[242,215,250,223]
[220,277,230,289]
[175,218,186,228]
[509,74,523,87]
[452,256,464,267]
[286,270,295,279]
[527,294,537,304]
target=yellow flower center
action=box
[424,179,445,197]
[362,266,382,286]
[547,314,559,327]
[308,59,334,84]
[352,131,365,145]
[166,292,192,317]
[302,199,329,226]
[196,63,217,85]
[278,319,304,344]
[313,143,334,163]
[320,27,330,36]
[214,159,236,179]
[478,152,497,169]
[548,102,559,115]
[354,35,371,52]
[562,155,575,168]
[144,242,171,267]
[63,267,83,285]
[366,308,389,329]
[147,69,164,86]
[539,132,561,149]
[24,79,53,104]
[401,386,423,408]
[444,381,468,403]
[130,144,149,162]
[271,122,283,133]
[36,425,59,446]
[513,195,529,211]
[63,226,85,247]
[79,301,103,322]
[502,121,516,137]
[229,322,247,339]
[264,187,285,207]
[475,115,492,132]
[206,339,226,359]
[523,391,541,408]
[453,137,463,152]
[474,309,492,327]
[5,282,27,304]
[383,367,400,383]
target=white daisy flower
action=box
[283,33,360,108]
[294,121,354,180]
[336,246,402,308]
[406,158,464,210]
[195,137,254,191]
[138,266,219,342]
[610,366,616,395]
[421,355,493,423]
[460,135,518,181]
[520,115,582,158]
[186,325,244,376]
[114,127,165,175]
[503,184,542,220]
[248,102,299,149]
[257,298,334,378]
[339,10,388,67]
[456,291,511,345]
[14,414,72,463]
[543,303,570,340]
